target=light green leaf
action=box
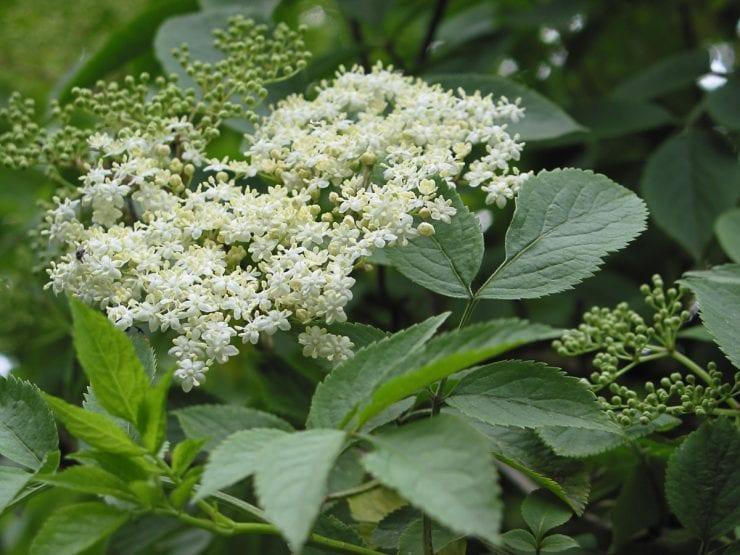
[477,169,647,300]
[174,404,293,449]
[502,529,537,552]
[353,319,559,429]
[447,360,617,432]
[397,519,463,555]
[307,313,448,429]
[707,77,740,130]
[70,297,150,425]
[665,419,740,541]
[254,429,346,553]
[195,428,288,501]
[612,49,708,101]
[362,414,502,545]
[385,186,483,298]
[539,534,580,552]
[428,74,584,141]
[39,466,132,500]
[30,501,129,555]
[716,209,740,263]
[129,332,158,378]
[680,264,740,368]
[641,130,740,260]
[171,438,207,477]
[521,489,572,540]
[0,376,58,470]
[43,394,145,456]
[138,371,173,454]
[571,99,673,139]
[465,420,590,514]
[0,466,32,514]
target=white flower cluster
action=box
[44,65,530,391]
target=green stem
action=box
[671,351,740,409]
[592,351,668,392]
[712,407,740,417]
[326,480,380,501]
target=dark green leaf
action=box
[0,376,58,470]
[681,264,740,368]
[386,186,483,298]
[502,529,537,552]
[30,501,129,555]
[362,414,502,545]
[447,360,616,432]
[397,518,464,555]
[174,404,292,449]
[707,77,740,129]
[477,169,647,300]
[665,419,740,540]
[641,130,740,260]
[716,209,740,263]
[572,99,673,139]
[254,429,347,553]
[521,489,572,540]
[611,463,661,548]
[372,506,419,549]
[539,534,580,552]
[613,50,708,101]
[307,313,448,429]
[70,297,150,425]
[428,75,584,141]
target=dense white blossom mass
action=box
[44,65,530,391]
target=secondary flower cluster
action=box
[43,65,530,391]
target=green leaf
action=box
[70,297,150,425]
[716,209,740,263]
[69,451,155,483]
[502,529,537,552]
[254,429,346,553]
[612,49,708,101]
[200,0,279,16]
[571,99,673,139]
[707,77,740,130]
[54,0,199,103]
[326,322,388,350]
[43,394,145,456]
[427,74,584,141]
[0,376,58,470]
[195,428,288,501]
[353,319,559,429]
[372,506,419,549]
[307,313,448,429]
[0,466,32,513]
[539,534,580,552]
[447,360,616,432]
[680,264,740,368]
[138,371,172,454]
[477,169,647,300]
[171,438,207,477]
[396,519,463,555]
[174,404,293,449]
[362,414,502,545]
[611,463,661,548]
[39,466,133,500]
[460,419,590,514]
[30,501,129,555]
[521,489,572,540]
[665,419,740,541]
[641,130,740,260]
[385,186,483,298]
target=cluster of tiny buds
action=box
[600,363,740,425]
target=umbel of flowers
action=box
[41,57,530,391]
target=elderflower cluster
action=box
[42,64,530,391]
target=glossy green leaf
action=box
[353,319,559,429]
[174,404,292,449]
[254,429,346,553]
[477,169,647,300]
[447,360,617,432]
[195,428,288,501]
[716,208,740,263]
[681,264,740,368]
[43,394,145,456]
[362,414,502,545]
[428,74,584,141]
[70,297,150,425]
[30,502,129,555]
[308,313,448,429]
[521,489,572,540]
[385,186,483,298]
[665,419,740,540]
[641,130,740,260]
[0,376,58,470]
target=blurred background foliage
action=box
[0,0,738,553]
